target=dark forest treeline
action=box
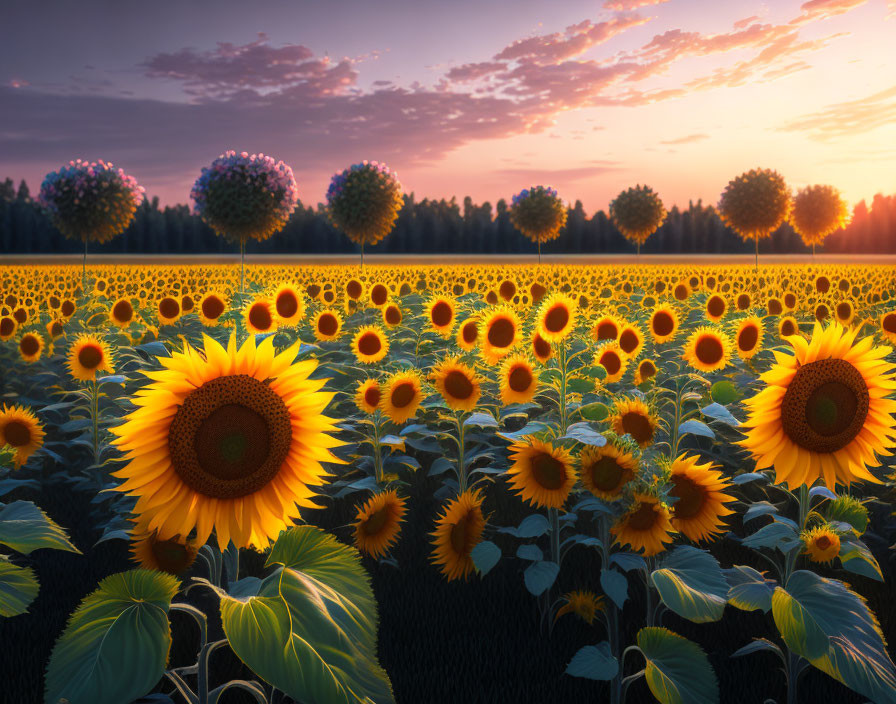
[1,177,894,255]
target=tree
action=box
[509,186,567,263]
[789,184,849,255]
[608,184,666,256]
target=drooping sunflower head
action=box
[506,437,576,509]
[740,322,896,489]
[617,323,644,358]
[611,492,676,557]
[649,305,679,343]
[426,296,456,337]
[609,398,658,448]
[735,316,764,359]
[355,378,382,415]
[353,490,407,559]
[352,325,389,365]
[430,488,486,582]
[801,525,841,564]
[705,294,727,322]
[312,309,343,341]
[0,404,45,468]
[665,453,735,543]
[555,590,605,625]
[272,283,305,325]
[198,292,228,326]
[244,298,278,335]
[156,296,181,325]
[456,318,479,351]
[595,342,628,383]
[130,520,199,575]
[68,334,114,381]
[537,293,577,343]
[431,357,481,411]
[380,370,424,424]
[499,354,538,406]
[18,332,44,363]
[480,305,521,364]
[578,443,637,501]
[111,334,344,550]
[634,359,657,386]
[682,327,731,373]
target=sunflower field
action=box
[2,261,896,704]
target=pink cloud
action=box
[659,133,709,145]
[602,0,669,9]
[789,0,870,25]
[733,15,762,30]
[776,84,896,140]
[444,61,508,83]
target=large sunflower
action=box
[499,354,538,405]
[431,357,481,411]
[68,334,115,381]
[611,493,676,557]
[666,454,735,543]
[244,299,278,335]
[111,334,344,550]
[480,305,521,364]
[109,298,136,327]
[430,488,486,581]
[18,332,43,363]
[0,404,45,468]
[537,293,577,343]
[426,296,456,337]
[380,370,424,424]
[649,305,679,343]
[735,316,764,360]
[682,327,731,373]
[272,283,305,326]
[578,444,637,501]
[198,292,228,327]
[608,398,658,448]
[506,438,576,509]
[591,315,621,342]
[353,490,407,559]
[351,325,389,365]
[312,309,343,341]
[739,322,896,489]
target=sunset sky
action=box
[1,0,894,214]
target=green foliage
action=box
[651,546,728,623]
[44,569,179,704]
[825,495,868,534]
[609,184,666,246]
[566,642,619,680]
[724,565,775,613]
[509,186,568,244]
[637,627,719,704]
[0,559,39,617]
[718,168,791,240]
[709,380,738,405]
[327,164,403,246]
[0,500,80,555]
[219,525,395,704]
[202,177,292,243]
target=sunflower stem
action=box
[456,411,467,495]
[558,341,569,435]
[373,412,383,485]
[90,379,99,469]
[549,507,560,566]
[223,541,240,588]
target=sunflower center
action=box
[590,456,625,491]
[780,358,869,453]
[600,351,621,376]
[781,319,797,337]
[317,314,338,336]
[182,296,194,312]
[707,296,725,318]
[202,296,225,320]
[784,293,796,308]
[431,301,453,327]
[533,334,551,359]
[738,325,759,352]
[737,294,750,310]
[113,300,133,322]
[499,281,516,300]
[836,303,851,320]
[627,502,658,531]
[444,370,474,400]
[50,321,64,337]
[169,374,292,499]
[531,452,567,490]
[371,285,388,306]
[386,306,402,326]
[61,301,75,316]
[487,317,515,348]
[150,537,196,574]
[391,382,416,409]
[78,344,104,370]
[449,515,473,554]
[0,318,14,337]
[619,329,638,353]
[652,312,673,336]
[364,385,381,408]
[814,535,832,550]
[530,282,547,302]
[13,309,27,324]
[362,507,390,536]
[249,304,273,331]
[621,411,653,444]
[883,313,896,333]
[346,280,362,299]
[596,321,618,340]
[768,299,783,316]
[357,332,382,357]
[695,335,724,364]
[508,365,532,392]
[276,291,299,318]
[159,297,180,319]
[4,420,31,447]
[639,361,656,380]
[462,322,477,343]
[544,305,569,333]
[668,475,705,519]
[20,335,39,356]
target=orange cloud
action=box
[602,0,669,9]
[776,84,896,140]
[659,133,709,145]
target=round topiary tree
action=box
[38,159,144,296]
[509,185,567,264]
[717,168,791,269]
[789,184,849,256]
[608,184,667,256]
[326,160,403,268]
[191,150,299,296]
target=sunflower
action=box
[243,299,278,335]
[157,296,181,325]
[595,342,628,383]
[130,521,199,575]
[735,316,763,360]
[881,311,896,344]
[672,281,691,302]
[537,293,577,343]
[611,493,676,557]
[456,318,479,351]
[352,325,389,365]
[591,314,621,342]
[383,303,403,328]
[666,454,735,543]
[555,590,605,625]
[531,329,553,363]
[506,438,576,509]
[682,327,731,373]
[578,444,637,500]
[735,292,752,311]
[312,309,343,341]
[198,292,228,326]
[480,306,521,364]
[634,359,657,386]
[801,525,841,564]
[0,316,16,341]
[18,332,43,363]
[430,488,486,581]
[369,283,391,307]
[355,379,382,415]
[380,371,424,424]
[739,322,896,489]
[499,354,538,405]
[617,323,644,358]
[834,300,855,326]
[272,283,305,326]
[109,298,136,327]
[426,296,456,337]
[649,305,679,343]
[608,398,658,447]
[705,294,727,322]
[778,316,799,339]
[111,334,343,550]
[46,319,65,340]
[345,278,364,301]
[0,405,45,468]
[68,334,114,381]
[352,490,407,559]
[431,357,481,411]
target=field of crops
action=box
[1,262,896,704]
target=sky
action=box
[1,0,894,214]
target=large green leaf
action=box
[219,526,394,704]
[772,570,896,703]
[0,559,39,617]
[651,546,728,623]
[0,501,80,555]
[44,569,178,704]
[724,565,776,613]
[637,627,719,704]
[566,642,619,680]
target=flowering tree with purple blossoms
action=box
[38,159,144,295]
[326,160,403,268]
[509,186,567,264]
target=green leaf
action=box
[523,560,559,596]
[651,546,728,623]
[637,627,719,704]
[567,377,596,394]
[578,402,609,421]
[44,569,178,704]
[0,501,80,555]
[724,565,775,613]
[0,560,39,617]
[219,526,395,704]
[839,536,883,582]
[600,568,628,610]
[471,541,501,576]
[772,570,896,703]
[742,521,801,553]
[566,642,619,680]
[825,495,869,534]
[677,419,715,439]
[709,380,738,405]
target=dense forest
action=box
[1,177,894,255]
